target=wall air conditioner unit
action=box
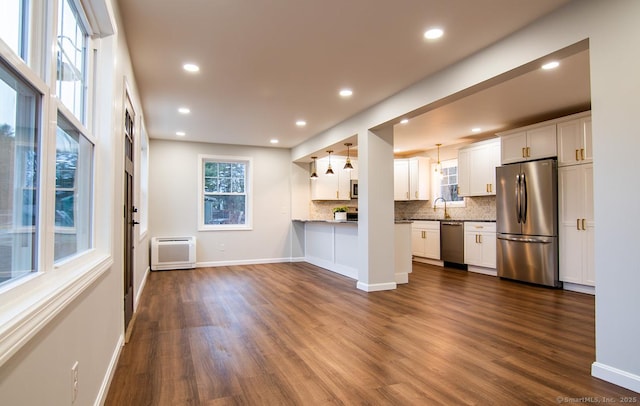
[151,236,196,271]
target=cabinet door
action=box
[583,164,595,285]
[501,131,527,164]
[470,145,499,195]
[311,159,340,200]
[558,165,586,284]
[335,158,351,200]
[527,124,557,161]
[582,118,593,164]
[479,232,497,268]
[409,157,429,200]
[557,119,583,166]
[464,231,482,265]
[394,159,410,200]
[457,149,470,196]
[411,228,426,257]
[424,229,441,259]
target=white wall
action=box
[0,0,151,404]
[149,140,294,265]
[292,0,640,392]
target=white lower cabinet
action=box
[558,164,595,287]
[411,221,440,260]
[464,222,496,270]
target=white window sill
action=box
[0,253,113,367]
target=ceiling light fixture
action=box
[270,139,279,144]
[296,120,307,127]
[310,156,318,179]
[339,89,353,97]
[472,127,482,133]
[178,107,191,114]
[176,131,186,136]
[435,143,443,179]
[400,118,409,124]
[343,143,354,171]
[325,150,335,175]
[424,28,444,40]
[183,63,200,73]
[542,61,560,70]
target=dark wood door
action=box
[123,98,135,331]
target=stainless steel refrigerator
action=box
[496,158,561,287]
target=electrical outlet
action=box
[71,361,79,404]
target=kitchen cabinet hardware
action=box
[576,149,580,161]
[582,218,586,230]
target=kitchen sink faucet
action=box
[433,197,451,219]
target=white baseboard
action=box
[95,333,125,406]
[413,257,444,267]
[563,282,595,295]
[467,265,497,276]
[196,257,294,268]
[134,266,150,312]
[304,257,357,279]
[592,362,640,393]
[395,272,409,284]
[357,281,397,292]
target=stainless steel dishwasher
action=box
[440,221,466,267]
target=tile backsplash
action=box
[308,196,496,221]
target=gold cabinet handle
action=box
[415,191,418,198]
[522,147,526,158]
[581,148,585,160]
[582,218,586,230]
[475,234,478,243]
[526,147,531,157]
[478,234,482,244]
[576,149,580,161]
[336,191,339,199]
[422,230,425,239]
[577,219,580,230]
[406,191,409,199]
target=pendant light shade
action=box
[325,150,335,175]
[343,143,354,171]
[310,156,318,179]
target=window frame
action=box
[198,154,253,231]
[432,158,466,208]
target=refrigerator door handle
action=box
[515,174,521,223]
[497,235,552,244]
[521,172,527,224]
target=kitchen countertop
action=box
[404,218,496,222]
[292,219,413,224]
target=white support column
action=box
[356,127,396,292]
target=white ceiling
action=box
[118,0,588,155]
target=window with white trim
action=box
[432,159,465,207]
[0,60,40,286]
[199,155,252,230]
[54,112,93,262]
[56,0,88,123]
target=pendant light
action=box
[343,143,354,171]
[435,143,443,179]
[325,150,335,175]
[310,156,318,179]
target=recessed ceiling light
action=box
[176,131,186,136]
[339,88,353,97]
[296,120,307,127]
[424,28,444,40]
[178,107,191,114]
[542,61,560,70]
[400,118,409,125]
[183,63,200,73]
[270,139,279,144]
[472,127,482,133]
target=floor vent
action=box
[151,236,196,271]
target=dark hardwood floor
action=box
[105,262,638,405]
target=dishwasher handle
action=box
[441,222,463,226]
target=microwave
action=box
[350,180,358,199]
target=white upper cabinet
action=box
[394,157,430,201]
[500,124,557,164]
[557,114,592,167]
[458,138,501,197]
[311,156,352,200]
